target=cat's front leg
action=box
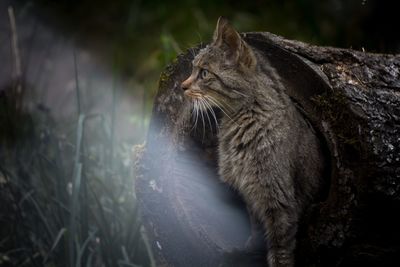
[263,207,298,267]
[245,206,264,251]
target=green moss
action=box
[159,70,170,84]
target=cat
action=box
[181,17,325,267]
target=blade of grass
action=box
[50,196,71,214]
[69,162,82,267]
[18,189,34,206]
[69,113,85,267]
[140,227,156,267]
[118,262,142,267]
[110,49,120,170]
[73,47,81,116]
[126,210,142,257]
[7,6,23,111]
[75,230,97,267]
[1,169,42,267]
[43,227,67,264]
[119,245,143,267]
[17,252,41,267]
[26,193,56,244]
[85,250,95,267]
[93,194,115,267]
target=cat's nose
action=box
[181,81,189,91]
[181,76,194,91]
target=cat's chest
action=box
[217,121,264,188]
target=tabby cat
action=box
[181,17,324,267]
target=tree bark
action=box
[135,32,400,267]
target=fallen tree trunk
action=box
[135,32,400,267]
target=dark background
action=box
[1,0,399,142]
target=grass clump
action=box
[0,71,153,267]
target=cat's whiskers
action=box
[191,100,197,128]
[199,98,215,135]
[204,95,239,126]
[202,98,220,132]
[202,99,218,127]
[206,94,235,113]
[191,99,200,132]
[189,99,196,118]
[198,99,206,141]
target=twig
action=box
[73,48,81,116]
[110,51,118,170]
[8,6,22,82]
[23,19,38,82]
[8,6,23,110]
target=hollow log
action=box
[135,32,400,267]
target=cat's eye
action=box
[199,69,208,79]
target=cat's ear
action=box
[212,16,257,69]
[212,17,239,50]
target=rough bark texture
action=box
[135,32,400,267]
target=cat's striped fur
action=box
[181,17,324,267]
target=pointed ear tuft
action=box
[212,17,240,51]
[212,16,229,45]
[212,16,257,69]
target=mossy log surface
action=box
[135,32,400,267]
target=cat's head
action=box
[181,17,258,115]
